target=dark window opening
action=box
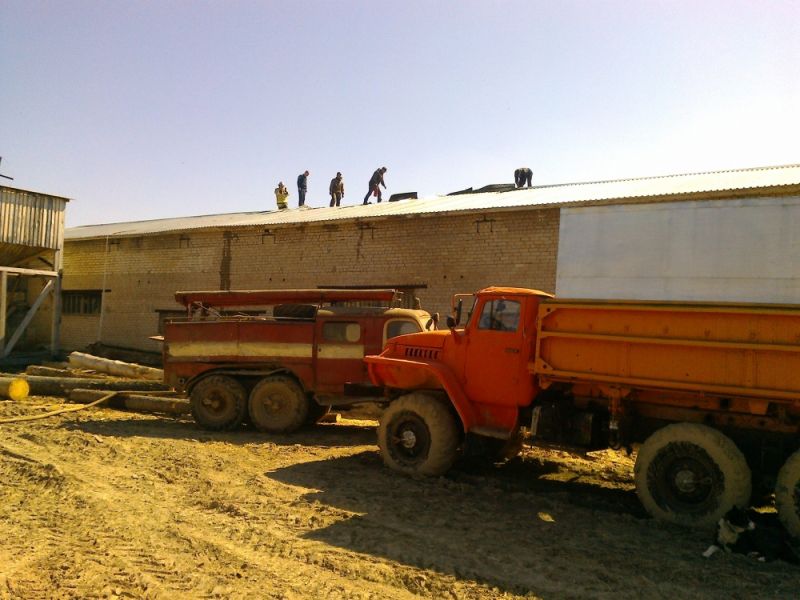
[63,290,102,316]
[322,322,362,343]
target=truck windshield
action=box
[386,320,422,339]
[477,299,521,332]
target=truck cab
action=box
[365,287,552,464]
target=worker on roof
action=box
[297,170,309,207]
[274,182,289,210]
[329,172,344,207]
[363,167,387,204]
[514,167,533,188]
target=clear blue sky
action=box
[2,1,798,226]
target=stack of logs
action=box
[0,351,189,416]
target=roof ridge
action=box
[534,162,800,190]
[68,209,275,229]
[64,163,800,235]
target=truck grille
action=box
[404,346,440,360]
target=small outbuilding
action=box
[0,185,69,362]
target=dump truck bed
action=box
[532,299,800,404]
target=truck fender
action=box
[186,367,296,394]
[366,357,477,432]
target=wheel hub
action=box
[261,393,284,412]
[203,393,224,411]
[674,468,698,493]
[388,412,431,465]
[400,429,417,449]
[649,442,722,514]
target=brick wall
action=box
[60,208,560,351]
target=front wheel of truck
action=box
[634,423,751,529]
[775,449,800,539]
[190,375,248,431]
[378,393,460,476]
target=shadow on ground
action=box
[65,417,377,448]
[264,450,655,595]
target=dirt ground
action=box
[1,397,798,600]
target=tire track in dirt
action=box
[166,454,516,600]
[1,435,200,599]
[129,434,505,599]
[175,497,488,599]
[0,441,74,597]
[3,407,800,599]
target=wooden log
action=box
[0,377,29,401]
[25,365,107,378]
[67,389,189,416]
[26,365,77,377]
[42,361,70,369]
[68,351,164,381]
[4,375,170,398]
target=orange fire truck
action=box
[365,287,800,534]
[163,288,433,433]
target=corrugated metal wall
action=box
[0,187,68,264]
[556,195,800,303]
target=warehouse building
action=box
[60,164,800,355]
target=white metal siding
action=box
[555,196,800,303]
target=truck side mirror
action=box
[446,316,457,329]
[455,298,463,325]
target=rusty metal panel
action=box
[534,299,800,403]
[0,186,68,264]
[175,288,397,308]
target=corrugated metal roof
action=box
[65,163,800,241]
[1,186,68,264]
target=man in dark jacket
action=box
[297,170,309,207]
[363,167,387,204]
[514,167,533,188]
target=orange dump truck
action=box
[365,287,800,534]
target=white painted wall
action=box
[555,195,800,303]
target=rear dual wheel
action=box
[776,449,800,539]
[190,375,248,431]
[248,375,309,433]
[634,423,751,529]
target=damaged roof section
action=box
[65,163,800,241]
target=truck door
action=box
[314,319,368,393]
[463,296,534,409]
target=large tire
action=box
[377,393,460,476]
[248,376,309,433]
[776,449,800,539]
[190,375,248,431]
[634,423,751,529]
